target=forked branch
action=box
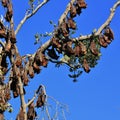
[15,0,49,35]
[72,0,120,41]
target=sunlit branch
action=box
[18,77,27,119]
[97,0,120,34]
[26,92,37,107]
[10,17,14,30]
[58,0,76,25]
[72,0,120,41]
[15,0,50,35]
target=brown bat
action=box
[74,44,81,57]
[83,58,90,73]
[76,0,87,9]
[16,109,24,120]
[70,4,77,18]
[90,41,99,55]
[104,27,114,40]
[5,39,11,53]
[67,18,76,30]
[36,88,46,108]
[27,102,37,120]
[98,35,108,48]
[2,0,8,7]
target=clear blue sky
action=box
[4,0,120,119]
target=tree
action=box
[0,0,120,119]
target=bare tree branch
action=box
[15,0,50,35]
[18,77,27,119]
[10,16,14,30]
[47,95,68,120]
[61,109,67,120]
[72,0,120,41]
[45,106,51,120]
[97,1,120,34]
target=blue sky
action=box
[4,0,120,119]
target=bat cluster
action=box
[1,0,13,22]
[0,0,48,107]
[47,0,114,76]
[51,36,88,59]
[27,102,37,120]
[16,85,46,119]
[0,84,11,114]
[0,9,14,111]
[70,0,87,17]
[46,0,87,60]
[46,0,93,74]
[0,0,115,118]
[36,85,46,108]
[98,27,114,48]
[82,26,114,73]
[8,49,49,97]
[3,29,16,56]
[0,5,16,82]
[16,102,37,120]
[34,51,48,70]
[16,103,37,120]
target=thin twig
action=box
[47,95,68,120]
[15,0,49,35]
[48,95,68,109]
[61,109,66,120]
[45,106,51,120]
[26,92,37,107]
[96,0,120,34]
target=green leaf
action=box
[49,20,53,24]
